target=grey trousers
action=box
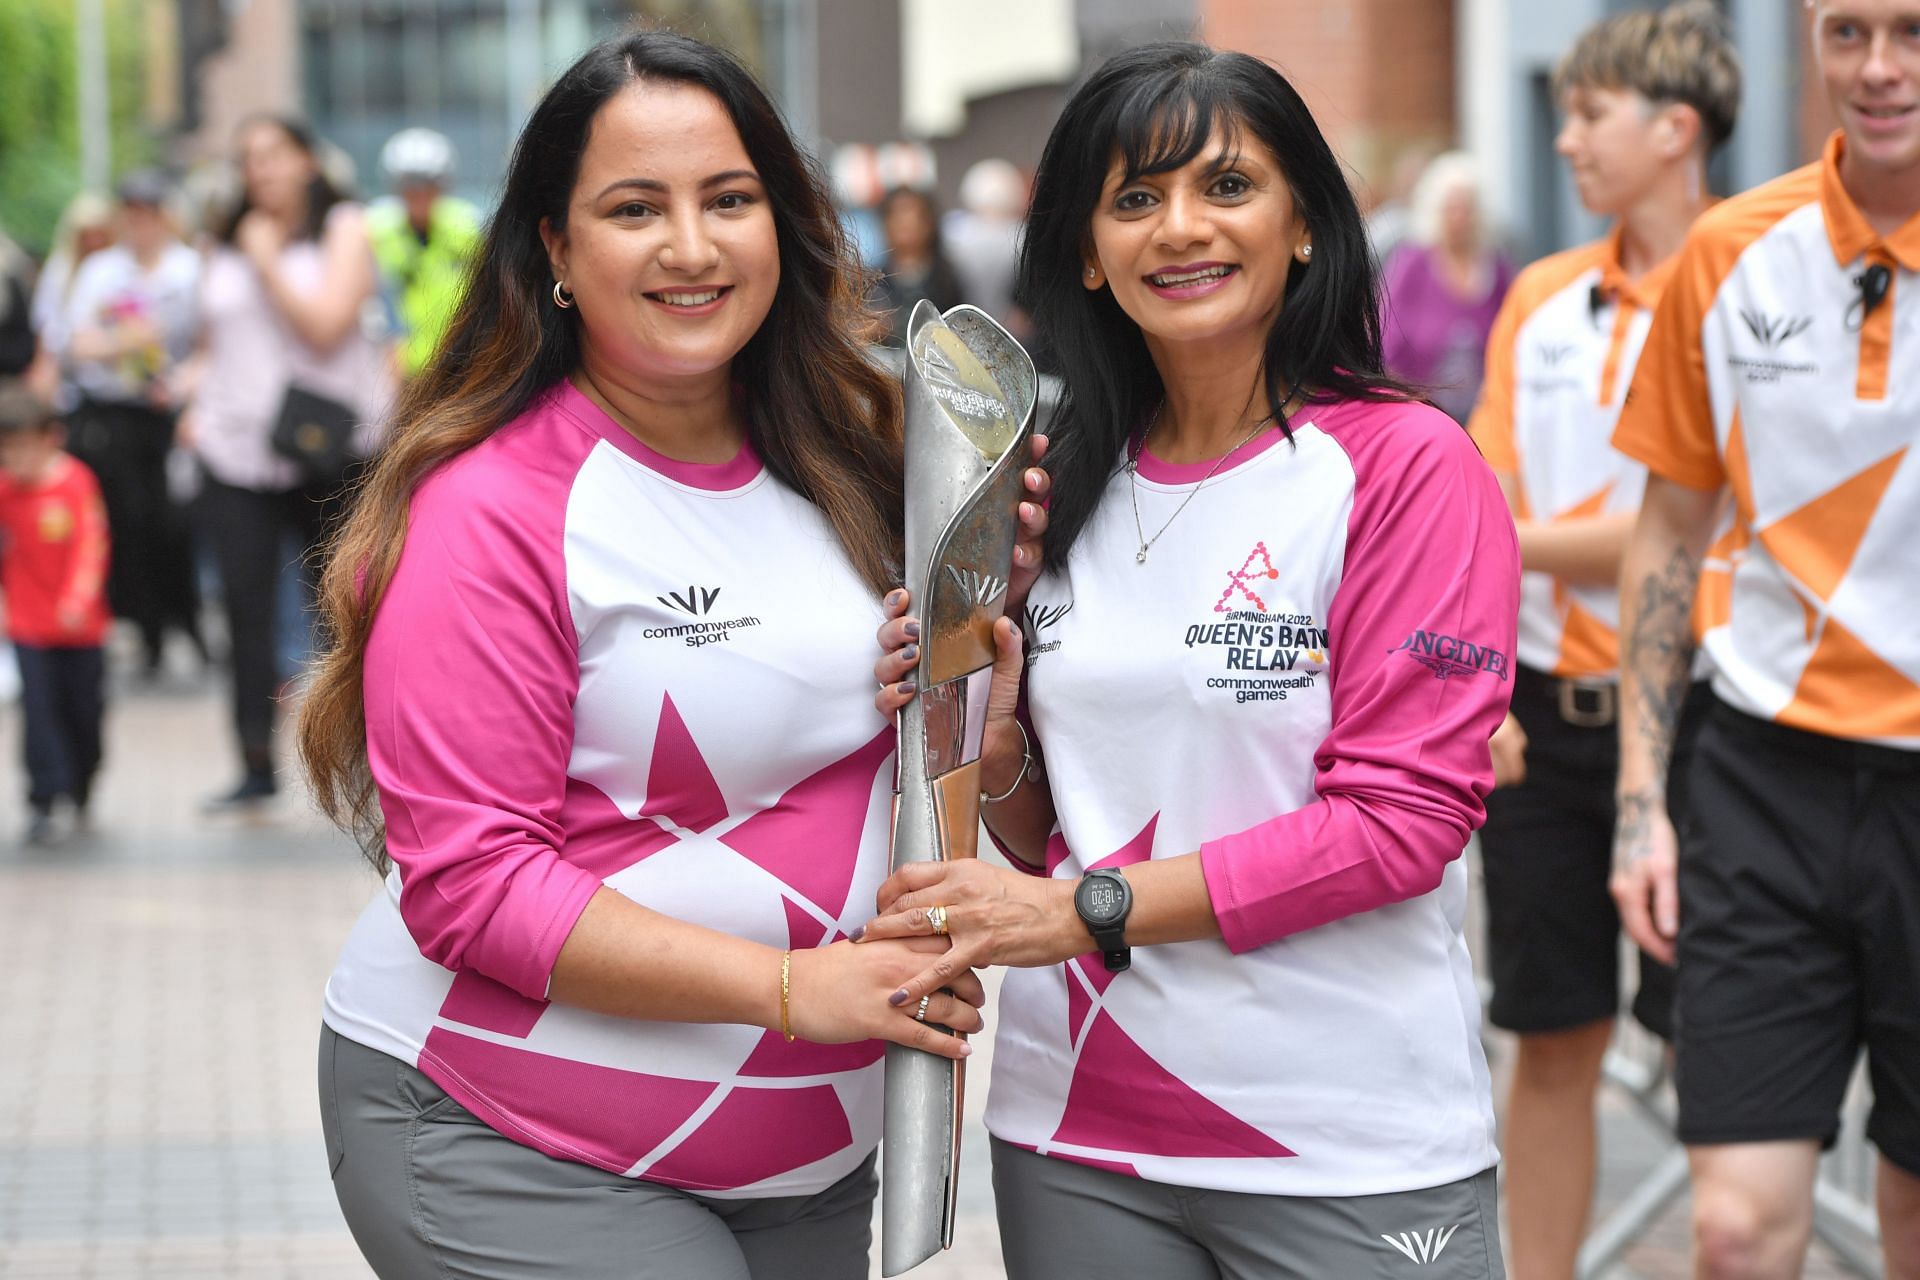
[319,1025,876,1279]
[991,1137,1505,1280]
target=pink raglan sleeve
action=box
[363,447,604,1000]
[1199,403,1520,953]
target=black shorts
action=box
[1673,699,1920,1173]
[1478,668,1709,1037]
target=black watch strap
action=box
[1076,869,1133,973]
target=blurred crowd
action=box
[0,119,1039,847]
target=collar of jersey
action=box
[1595,224,1680,312]
[553,379,764,493]
[1130,419,1293,485]
[1819,130,1920,273]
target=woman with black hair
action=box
[187,114,393,808]
[863,42,1517,1277]
[302,30,1045,1279]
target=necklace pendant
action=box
[1135,547,1149,564]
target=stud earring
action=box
[553,279,575,309]
[1085,266,1096,279]
[1301,244,1312,260]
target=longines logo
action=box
[644,584,762,649]
[1392,629,1509,681]
[1739,309,1812,349]
[659,585,722,616]
[1021,601,1071,664]
[1535,342,1576,367]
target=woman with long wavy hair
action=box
[863,43,1518,1277]
[300,30,1040,1277]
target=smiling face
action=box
[540,80,780,390]
[1085,122,1309,357]
[1815,0,1920,173]
[1556,84,1674,216]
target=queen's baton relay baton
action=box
[882,301,1036,1275]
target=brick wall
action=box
[1197,0,1456,203]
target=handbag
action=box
[270,383,358,484]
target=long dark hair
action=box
[301,30,902,870]
[1019,41,1412,564]
[219,114,344,244]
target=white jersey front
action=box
[990,396,1518,1196]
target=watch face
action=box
[1081,877,1124,923]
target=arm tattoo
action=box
[1624,545,1700,786]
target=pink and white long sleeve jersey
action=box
[322,381,897,1198]
[991,395,1519,1196]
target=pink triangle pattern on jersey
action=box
[1067,813,1159,997]
[439,970,549,1039]
[1048,1009,1295,1160]
[640,693,730,833]
[1065,965,1094,1047]
[557,776,680,880]
[734,896,884,1077]
[639,1083,856,1191]
[719,727,893,921]
[421,1026,717,1174]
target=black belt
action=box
[1514,664,1617,729]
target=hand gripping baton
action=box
[881,301,1036,1275]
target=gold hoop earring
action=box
[553,279,575,309]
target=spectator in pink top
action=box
[1381,152,1514,423]
[298,31,1048,1280]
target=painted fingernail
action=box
[888,988,911,1006]
[885,589,904,607]
[849,925,865,942]
[904,621,921,639]
[897,680,917,696]
[957,1042,973,1057]
[901,644,918,662]
[1027,470,1043,488]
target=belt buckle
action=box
[1558,679,1617,728]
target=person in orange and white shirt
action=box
[1612,3,1920,1274]
[1466,8,1740,1276]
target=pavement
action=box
[0,650,1882,1278]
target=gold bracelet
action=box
[780,950,795,1043]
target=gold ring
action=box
[914,994,932,1022]
[927,905,948,936]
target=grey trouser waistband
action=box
[990,1136,1504,1280]
[319,1024,876,1279]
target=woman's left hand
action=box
[856,859,1087,1006]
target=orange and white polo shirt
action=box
[1469,228,1674,679]
[1615,132,1920,748]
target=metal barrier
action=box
[1574,1013,1883,1279]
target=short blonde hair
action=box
[1554,0,1742,152]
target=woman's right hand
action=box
[786,936,984,1061]
[873,589,1027,798]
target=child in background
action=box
[0,382,110,843]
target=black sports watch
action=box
[1074,868,1133,972]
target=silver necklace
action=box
[1125,408,1275,564]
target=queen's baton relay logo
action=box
[1184,542,1328,704]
